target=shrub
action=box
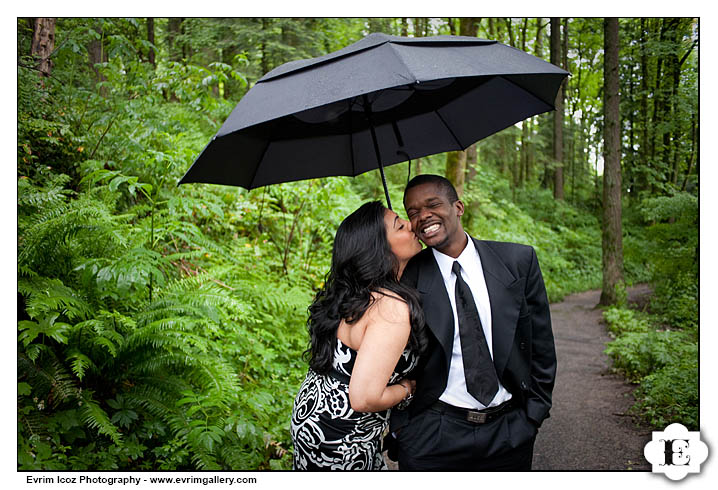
[603,306,698,430]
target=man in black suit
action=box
[391,174,556,471]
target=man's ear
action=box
[455,199,465,217]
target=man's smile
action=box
[421,223,441,238]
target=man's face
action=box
[404,182,465,256]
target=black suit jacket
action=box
[393,237,556,430]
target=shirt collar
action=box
[432,233,478,280]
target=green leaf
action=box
[18,382,32,396]
[67,350,94,380]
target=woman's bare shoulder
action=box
[368,289,410,324]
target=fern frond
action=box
[123,383,183,421]
[17,175,72,211]
[65,349,95,380]
[17,351,78,406]
[69,317,125,358]
[18,194,128,273]
[18,409,50,440]
[123,317,202,349]
[77,390,123,445]
[19,276,92,321]
[47,358,80,406]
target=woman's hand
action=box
[398,378,416,397]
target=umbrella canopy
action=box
[179,33,568,207]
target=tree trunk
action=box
[413,18,427,37]
[466,144,477,179]
[667,18,685,187]
[534,18,545,58]
[600,18,625,306]
[551,18,564,200]
[445,150,467,198]
[31,18,55,77]
[88,22,108,93]
[503,18,515,47]
[627,59,635,197]
[681,113,696,191]
[638,18,650,193]
[401,18,408,36]
[147,17,156,67]
[459,17,480,37]
[510,137,520,198]
[260,18,271,75]
[466,145,481,220]
[662,18,679,188]
[649,19,667,190]
[167,18,186,62]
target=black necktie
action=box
[452,261,499,405]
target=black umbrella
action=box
[179,33,568,209]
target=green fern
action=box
[77,390,123,445]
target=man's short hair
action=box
[404,174,460,204]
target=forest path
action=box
[532,286,653,470]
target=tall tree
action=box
[448,18,457,36]
[166,18,189,61]
[551,18,565,199]
[668,19,697,187]
[445,150,467,197]
[413,18,427,37]
[31,18,55,77]
[600,17,624,306]
[87,20,108,92]
[637,18,651,194]
[534,17,545,58]
[147,18,156,68]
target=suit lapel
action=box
[415,250,454,370]
[473,238,525,378]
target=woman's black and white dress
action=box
[291,339,418,470]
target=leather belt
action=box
[430,399,515,424]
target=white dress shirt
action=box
[433,234,512,409]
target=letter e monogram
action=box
[661,439,691,466]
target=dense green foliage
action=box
[603,190,698,430]
[17,17,697,469]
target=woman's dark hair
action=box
[305,201,426,374]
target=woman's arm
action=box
[348,294,414,412]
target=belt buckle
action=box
[466,411,487,424]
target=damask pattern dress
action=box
[291,339,418,470]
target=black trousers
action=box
[397,403,537,471]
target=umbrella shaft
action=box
[363,95,393,210]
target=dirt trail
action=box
[532,286,653,470]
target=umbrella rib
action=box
[249,138,272,189]
[386,42,419,85]
[434,109,465,149]
[348,98,356,177]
